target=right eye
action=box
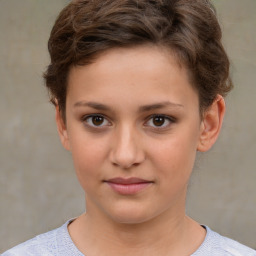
[83,114,111,128]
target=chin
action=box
[105,203,158,225]
[111,214,153,225]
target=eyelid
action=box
[81,113,176,130]
[144,114,176,129]
[82,114,112,128]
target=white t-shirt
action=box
[2,220,256,256]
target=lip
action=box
[104,177,153,195]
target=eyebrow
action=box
[74,101,111,111]
[73,101,184,112]
[138,101,184,112]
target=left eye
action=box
[145,115,173,128]
[83,115,111,127]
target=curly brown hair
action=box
[44,0,232,119]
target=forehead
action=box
[66,45,199,111]
[69,45,187,86]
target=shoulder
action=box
[221,235,256,256]
[1,222,69,256]
[193,226,256,256]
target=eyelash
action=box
[82,114,111,128]
[145,114,176,129]
[82,114,176,130]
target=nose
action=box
[109,124,145,169]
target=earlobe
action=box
[197,95,225,152]
[55,106,70,151]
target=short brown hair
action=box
[44,0,232,118]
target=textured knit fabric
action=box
[2,220,256,256]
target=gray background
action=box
[0,0,255,252]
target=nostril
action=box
[110,153,145,169]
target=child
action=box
[3,0,256,255]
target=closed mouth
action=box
[104,177,154,195]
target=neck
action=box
[68,198,205,256]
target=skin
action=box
[56,45,225,256]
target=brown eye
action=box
[84,115,110,127]
[152,116,165,126]
[145,115,174,129]
[92,116,104,126]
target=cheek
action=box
[69,134,109,188]
[149,130,199,183]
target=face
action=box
[57,45,219,224]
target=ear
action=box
[197,95,225,152]
[55,106,70,151]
